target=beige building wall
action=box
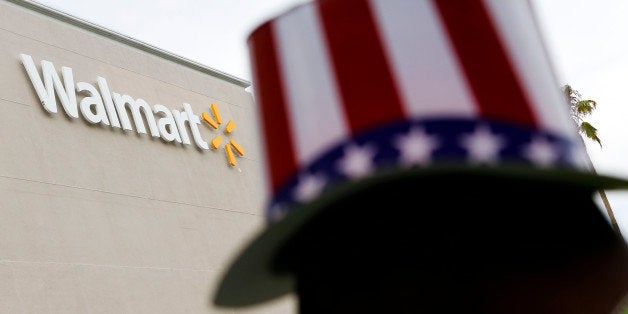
[0,0,295,312]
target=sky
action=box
[34,0,628,237]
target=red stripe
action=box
[317,0,405,134]
[433,0,538,127]
[249,23,297,192]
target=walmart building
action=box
[0,0,294,312]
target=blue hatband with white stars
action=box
[266,118,588,223]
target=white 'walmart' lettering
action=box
[20,53,209,150]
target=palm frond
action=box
[580,121,602,148]
[575,99,597,116]
[562,84,580,105]
[563,85,602,147]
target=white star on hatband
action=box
[337,143,376,179]
[523,136,559,167]
[460,125,506,164]
[293,173,327,203]
[393,127,440,166]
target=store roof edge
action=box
[5,0,252,88]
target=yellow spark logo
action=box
[201,103,245,166]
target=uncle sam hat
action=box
[214,0,628,307]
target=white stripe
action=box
[273,5,349,165]
[369,0,478,119]
[482,0,578,141]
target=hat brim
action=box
[213,165,628,307]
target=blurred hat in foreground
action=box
[214,0,628,307]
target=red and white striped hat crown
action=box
[249,0,589,224]
[215,0,626,307]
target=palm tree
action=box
[562,84,621,236]
[564,84,602,147]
